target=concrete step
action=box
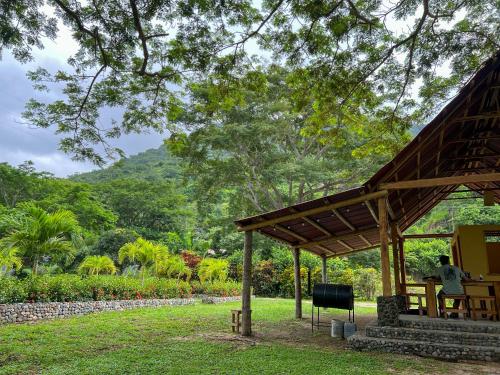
[348,333,500,362]
[399,314,500,334]
[366,324,500,347]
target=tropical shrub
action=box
[23,274,91,302]
[78,255,117,275]
[86,276,191,300]
[157,255,192,281]
[252,260,279,297]
[0,247,22,275]
[278,265,307,298]
[0,277,28,303]
[0,205,80,274]
[118,238,169,280]
[353,267,379,300]
[198,258,229,282]
[191,280,241,297]
[0,274,244,303]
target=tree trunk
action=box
[241,231,253,336]
[293,247,302,319]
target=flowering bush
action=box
[0,275,241,303]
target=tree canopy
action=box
[168,66,409,213]
[1,0,497,164]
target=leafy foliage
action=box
[198,258,229,283]
[0,205,81,274]
[0,247,23,275]
[118,238,169,280]
[78,255,117,276]
[1,1,496,164]
[0,274,241,303]
[168,66,403,214]
[157,255,192,281]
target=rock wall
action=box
[0,298,196,324]
[376,295,406,327]
[201,295,243,304]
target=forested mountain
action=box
[71,145,182,183]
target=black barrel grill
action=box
[311,284,354,331]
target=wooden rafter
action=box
[332,208,355,231]
[337,240,354,251]
[380,173,500,190]
[404,233,454,239]
[299,228,378,249]
[364,200,379,224]
[237,190,388,232]
[274,224,308,243]
[359,234,372,247]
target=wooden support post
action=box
[321,255,328,283]
[494,281,500,321]
[399,237,407,295]
[241,230,253,336]
[391,223,401,295]
[293,247,302,319]
[426,280,438,318]
[378,197,392,297]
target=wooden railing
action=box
[402,280,500,318]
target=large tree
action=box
[168,66,408,213]
[1,0,497,164]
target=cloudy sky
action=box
[0,31,165,177]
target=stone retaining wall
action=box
[365,324,500,347]
[376,295,406,327]
[201,295,243,304]
[0,295,243,324]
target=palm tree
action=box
[198,258,229,283]
[1,205,80,275]
[118,238,168,282]
[0,247,22,275]
[158,255,192,281]
[78,255,117,275]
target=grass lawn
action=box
[0,298,499,375]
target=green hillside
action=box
[70,145,182,183]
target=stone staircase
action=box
[348,315,500,361]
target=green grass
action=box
[0,298,496,374]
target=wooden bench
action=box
[469,296,498,321]
[441,294,468,319]
[405,293,426,316]
[231,309,242,333]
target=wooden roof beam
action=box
[379,173,500,190]
[364,200,379,224]
[326,243,384,258]
[237,190,388,232]
[332,208,356,231]
[337,240,354,251]
[359,234,372,247]
[273,224,308,243]
[404,233,454,239]
[300,227,379,249]
[289,208,333,237]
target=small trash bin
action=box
[343,322,357,338]
[331,319,344,338]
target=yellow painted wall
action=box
[456,225,500,281]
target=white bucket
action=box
[331,319,344,338]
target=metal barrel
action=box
[312,283,353,310]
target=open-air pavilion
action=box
[234,51,500,341]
